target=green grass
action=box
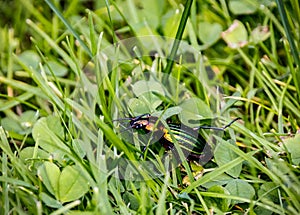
[1,0,300,214]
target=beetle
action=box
[114,113,240,164]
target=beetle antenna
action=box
[197,117,241,131]
[223,117,241,129]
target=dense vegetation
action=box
[0,0,299,214]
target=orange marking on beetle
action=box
[163,128,173,142]
[145,123,156,131]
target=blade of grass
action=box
[0,92,37,111]
[275,0,300,100]
[0,127,38,184]
[21,0,52,28]
[155,173,169,215]
[183,150,257,193]
[44,0,93,58]
[50,200,81,215]
[0,75,47,99]
[164,0,193,74]
[200,192,286,214]
[218,137,300,211]
[104,0,117,44]
[1,153,9,215]
[26,19,77,73]
[88,11,97,56]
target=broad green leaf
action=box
[39,192,62,209]
[162,9,182,38]
[19,147,49,162]
[1,117,24,134]
[221,20,248,49]
[72,139,86,159]
[1,110,38,135]
[45,115,65,139]
[32,116,69,154]
[139,92,162,111]
[37,161,60,197]
[254,206,274,215]
[114,0,164,35]
[229,0,257,15]
[58,165,89,203]
[177,192,193,201]
[257,182,280,203]
[19,110,39,126]
[201,174,233,189]
[250,26,271,44]
[123,191,139,211]
[204,185,231,211]
[17,50,41,69]
[38,163,89,204]
[153,106,182,120]
[132,80,165,97]
[215,140,242,177]
[44,60,68,77]
[198,22,222,45]
[128,98,151,115]
[225,179,255,204]
[179,98,212,127]
[283,134,300,165]
[255,182,278,215]
[265,158,289,175]
[19,147,50,172]
[139,0,165,29]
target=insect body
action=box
[115,114,239,164]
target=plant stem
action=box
[275,0,300,101]
[164,0,193,74]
